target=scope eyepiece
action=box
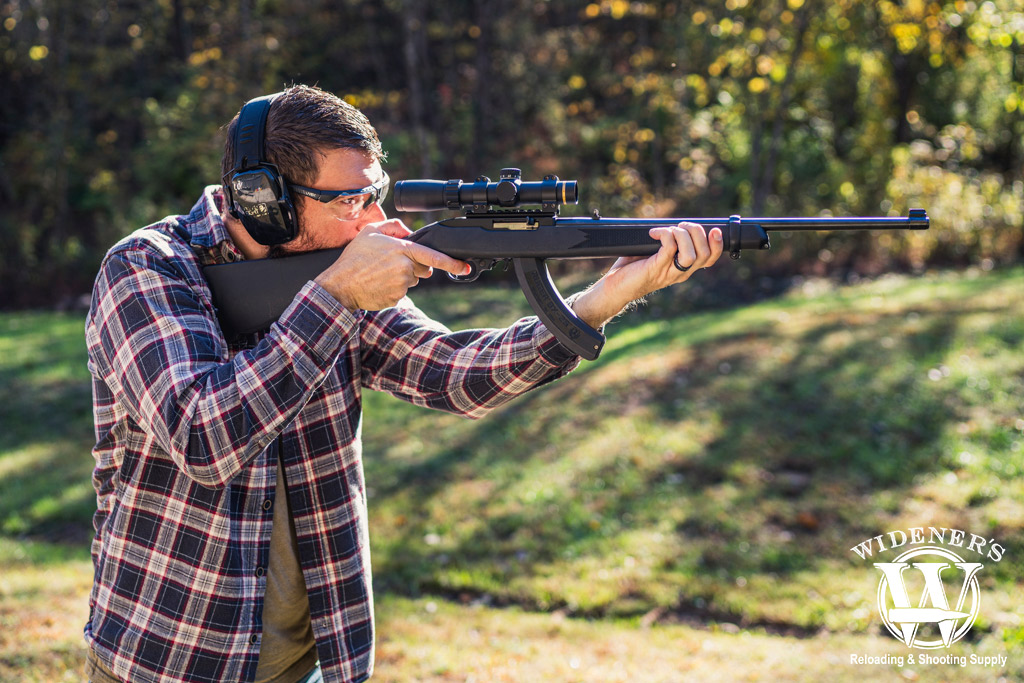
[394,168,578,212]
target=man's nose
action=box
[359,201,386,226]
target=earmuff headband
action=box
[235,93,279,170]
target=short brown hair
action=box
[221,84,385,187]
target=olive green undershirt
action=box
[253,458,317,682]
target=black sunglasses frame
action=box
[289,171,390,211]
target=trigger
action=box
[447,259,500,282]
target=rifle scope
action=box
[394,168,578,212]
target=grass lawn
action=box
[2,265,1022,681]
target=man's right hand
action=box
[314,220,471,311]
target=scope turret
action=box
[394,168,578,212]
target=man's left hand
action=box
[570,222,724,330]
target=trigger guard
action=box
[448,271,480,283]
[447,259,500,282]
[448,261,482,282]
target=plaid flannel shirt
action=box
[84,186,581,683]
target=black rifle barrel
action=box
[544,212,929,232]
[704,212,930,231]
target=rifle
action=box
[202,168,929,360]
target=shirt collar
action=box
[185,185,246,264]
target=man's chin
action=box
[267,244,293,259]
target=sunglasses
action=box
[289,171,390,219]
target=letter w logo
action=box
[874,549,983,648]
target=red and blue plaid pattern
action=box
[84,187,580,682]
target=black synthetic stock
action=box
[203,248,342,337]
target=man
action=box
[84,84,723,683]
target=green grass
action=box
[364,269,1024,626]
[3,267,1023,681]
[372,596,1014,683]
[0,313,95,541]
[0,312,96,681]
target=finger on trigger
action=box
[407,242,470,277]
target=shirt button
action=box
[262,499,273,511]
[255,566,265,578]
[249,634,259,645]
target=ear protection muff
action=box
[222,92,299,246]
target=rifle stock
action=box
[203,247,343,339]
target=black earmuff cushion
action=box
[228,166,298,245]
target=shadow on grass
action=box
[0,313,95,546]
[365,287,1021,626]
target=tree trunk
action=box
[402,1,433,176]
[752,2,812,214]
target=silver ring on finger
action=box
[673,254,692,272]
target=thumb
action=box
[366,219,413,239]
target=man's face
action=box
[273,147,387,257]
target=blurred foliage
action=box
[2,0,1023,307]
